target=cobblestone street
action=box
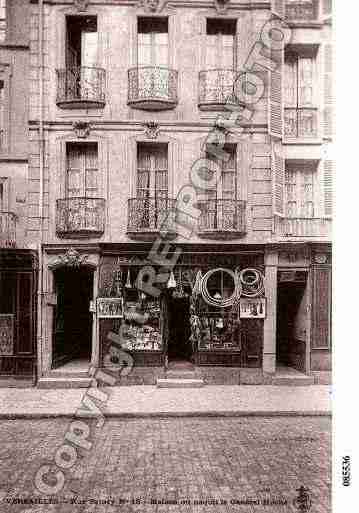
[0,417,330,513]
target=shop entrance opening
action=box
[276,271,308,373]
[168,296,191,362]
[52,267,93,369]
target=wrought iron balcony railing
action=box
[127,67,178,110]
[0,212,16,248]
[56,198,106,237]
[198,69,241,110]
[284,108,318,138]
[197,199,246,239]
[56,67,106,109]
[285,1,318,21]
[127,197,177,238]
[275,217,331,238]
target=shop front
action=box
[97,244,265,384]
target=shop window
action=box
[205,19,236,69]
[137,17,168,67]
[66,142,99,199]
[284,49,318,138]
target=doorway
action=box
[168,296,191,362]
[276,271,308,373]
[52,267,93,369]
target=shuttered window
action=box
[285,164,315,218]
[323,160,333,217]
[272,152,285,216]
[138,18,168,67]
[284,51,317,138]
[323,43,333,139]
[136,143,168,200]
[66,143,99,198]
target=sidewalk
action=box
[0,385,331,418]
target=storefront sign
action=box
[239,298,266,319]
[0,314,14,355]
[97,298,124,318]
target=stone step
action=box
[271,375,315,386]
[37,377,92,389]
[157,378,204,388]
[165,370,202,379]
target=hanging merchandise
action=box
[167,270,177,289]
[192,270,203,296]
[239,268,265,297]
[201,268,242,308]
[125,269,132,289]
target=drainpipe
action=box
[36,0,44,381]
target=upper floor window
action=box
[285,0,318,21]
[284,49,318,138]
[285,163,315,218]
[66,15,98,69]
[66,142,99,199]
[138,17,168,67]
[205,19,236,69]
[136,143,168,200]
[0,80,5,150]
[0,0,5,42]
[205,145,237,201]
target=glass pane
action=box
[298,57,314,107]
[81,31,98,68]
[284,59,297,107]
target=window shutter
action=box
[322,0,332,19]
[323,160,333,217]
[269,57,283,138]
[272,147,285,216]
[323,43,333,139]
[271,0,285,18]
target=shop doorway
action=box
[276,271,309,373]
[168,296,191,362]
[52,267,93,369]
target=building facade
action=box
[22,0,332,386]
[0,0,38,384]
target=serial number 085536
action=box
[342,456,351,487]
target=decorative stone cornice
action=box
[55,248,89,267]
[143,121,160,139]
[73,121,91,138]
[214,0,230,14]
[74,0,89,12]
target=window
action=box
[205,145,237,201]
[136,143,168,200]
[138,18,168,67]
[0,181,4,210]
[285,163,315,218]
[66,142,99,198]
[66,16,98,69]
[0,0,5,42]
[0,81,5,150]
[205,19,236,69]
[284,50,318,138]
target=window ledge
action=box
[282,138,323,146]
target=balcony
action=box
[127,197,177,240]
[56,198,106,238]
[0,212,16,248]
[284,108,318,139]
[198,69,243,111]
[56,67,106,109]
[127,67,178,110]
[285,1,318,21]
[275,217,331,239]
[197,199,246,239]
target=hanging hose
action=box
[200,268,242,308]
[239,268,265,297]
